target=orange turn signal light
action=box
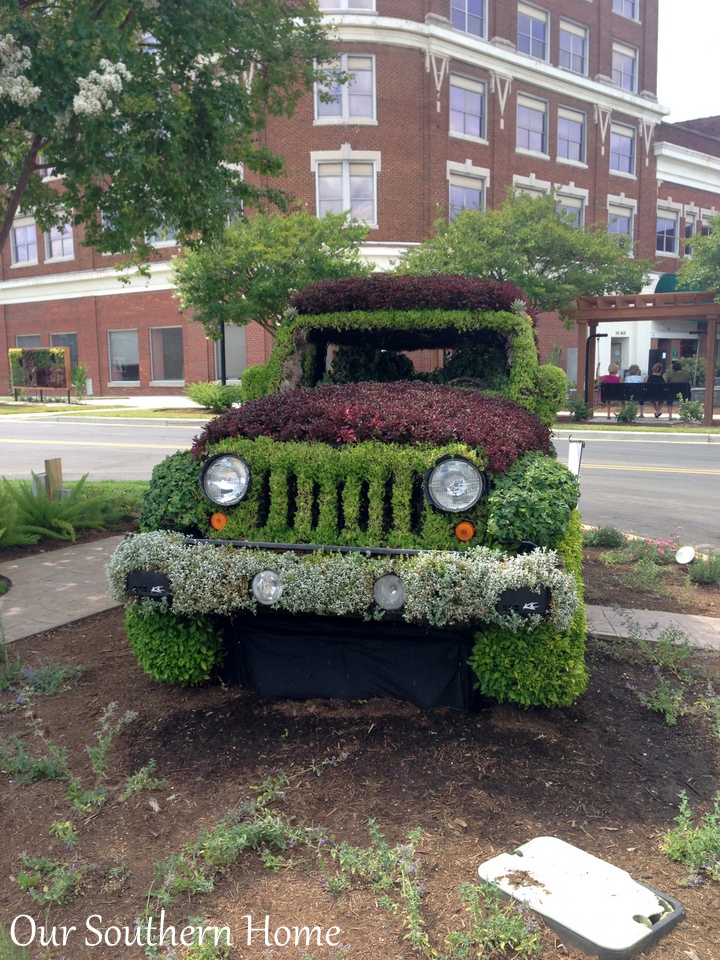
[210,512,228,531]
[454,521,476,542]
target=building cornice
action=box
[654,141,720,195]
[326,15,668,123]
[0,261,175,305]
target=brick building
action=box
[1,0,718,396]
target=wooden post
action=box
[44,458,63,500]
[704,315,718,427]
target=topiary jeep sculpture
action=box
[108,275,586,709]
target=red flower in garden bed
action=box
[192,381,551,475]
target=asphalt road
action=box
[1,418,719,551]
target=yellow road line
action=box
[0,438,186,450]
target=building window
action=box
[609,123,635,175]
[45,224,74,260]
[612,0,638,19]
[559,21,587,74]
[612,42,637,92]
[315,54,375,122]
[11,222,37,264]
[517,3,548,61]
[147,223,178,246]
[317,0,375,8]
[108,330,140,383]
[608,205,634,242]
[16,335,42,349]
[449,75,486,140]
[516,94,547,154]
[50,333,79,370]
[556,196,584,228]
[449,175,485,219]
[451,0,485,38]
[557,107,586,163]
[656,212,679,255]
[150,327,184,382]
[316,160,376,224]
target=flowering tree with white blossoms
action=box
[0,0,337,260]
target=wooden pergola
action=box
[574,291,720,427]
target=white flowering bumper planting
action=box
[108,532,579,633]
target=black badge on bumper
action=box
[127,571,172,599]
[496,587,550,618]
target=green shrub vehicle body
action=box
[109,276,586,707]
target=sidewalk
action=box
[1,536,720,651]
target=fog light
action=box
[210,512,228,531]
[455,520,476,542]
[374,574,406,611]
[252,570,283,605]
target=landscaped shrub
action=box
[615,400,639,423]
[678,396,704,422]
[567,398,590,421]
[139,450,211,534]
[486,452,580,548]
[185,381,243,413]
[687,553,720,586]
[2,474,105,542]
[193,381,552,476]
[468,510,587,708]
[290,274,534,319]
[531,364,568,427]
[125,604,224,686]
[582,526,627,548]
[0,485,40,549]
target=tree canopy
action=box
[677,214,720,296]
[172,210,372,337]
[395,190,650,321]
[0,0,336,259]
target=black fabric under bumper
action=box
[222,611,484,711]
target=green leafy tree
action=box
[677,213,720,295]
[0,0,336,260]
[395,189,650,323]
[172,210,372,337]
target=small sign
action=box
[672,349,679,360]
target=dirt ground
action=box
[1,535,720,959]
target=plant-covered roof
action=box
[192,381,552,475]
[289,274,534,319]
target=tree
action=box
[172,210,372,338]
[677,214,720,295]
[395,189,650,322]
[0,0,337,259]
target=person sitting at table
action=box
[602,362,621,418]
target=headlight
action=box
[373,574,406,611]
[424,457,485,513]
[252,570,283,605]
[199,454,251,506]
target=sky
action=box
[657,0,720,122]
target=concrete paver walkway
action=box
[2,536,720,652]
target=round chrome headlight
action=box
[373,574,406,611]
[252,570,283,606]
[425,457,485,513]
[200,454,251,506]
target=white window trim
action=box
[107,329,140,386]
[10,217,39,267]
[314,53,377,126]
[607,193,637,253]
[555,181,589,227]
[447,159,491,201]
[516,93,549,158]
[44,225,74,262]
[656,201,682,258]
[449,74,488,144]
[513,173,552,196]
[450,0,488,40]
[311,144,381,229]
[317,0,376,10]
[558,19,588,76]
[517,2,550,62]
[612,41,638,93]
[611,0,639,22]
[609,122,636,178]
[557,105,587,166]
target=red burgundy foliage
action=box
[290,274,534,321]
[192,382,552,475]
